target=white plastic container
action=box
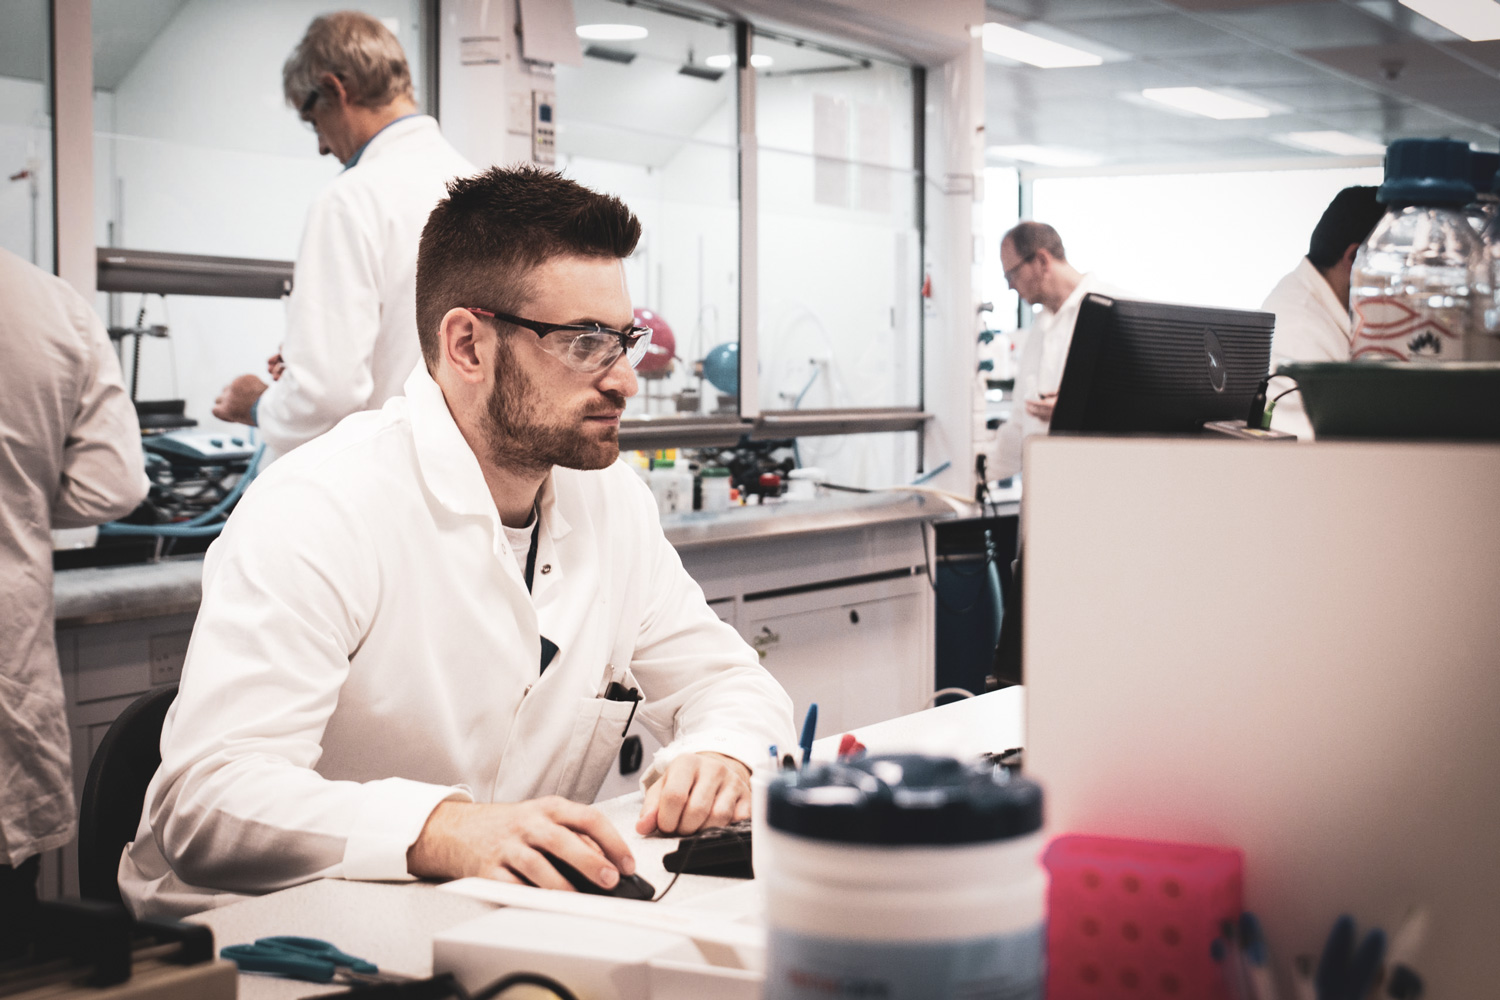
[649,461,686,515]
[762,755,1046,1000]
[700,467,732,512]
[784,467,824,502]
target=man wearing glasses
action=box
[990,221,1122,480]
[121,166,796,919]
[212,12,472,460]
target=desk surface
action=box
[188,687,1024,999]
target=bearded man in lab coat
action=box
[1259,186,1384,438]
[120,166,798,919]
[212,11,473,459]
[989,221,1122,479]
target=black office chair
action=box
[77,685,177,906]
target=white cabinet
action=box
[740,574,932,737]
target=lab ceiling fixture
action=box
[584,45,636,64]
[1398,0,1500,41]
[1140,87,1272,120]
[705,53,773,69]
[679,58,723,81]
[981,23,1102,69]
[1273,131,1387,156]
[576,23,648,42]
[987,144,1103,167]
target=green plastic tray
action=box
[1278,361,1500,440]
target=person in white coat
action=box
[212,11,473,459]
[989,222,1122,479]
[0,250,148,951]
[1259,186,1384,438]
[121,165,798,920]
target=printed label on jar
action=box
[765,924,1044,1000]
[1350,295,1466,361]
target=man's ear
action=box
[439,308,490,385]
[1340,242,1361,267]
[321,72,349,109]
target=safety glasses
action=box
[465,308,654,374]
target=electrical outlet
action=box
[149,631,191,685]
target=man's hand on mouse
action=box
[636,751,751,837]
[407,797,635,892]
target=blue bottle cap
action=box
[1470,150,1500,198]
[766,753,1043,845]
[1378,138,1475,208]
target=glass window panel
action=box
[558,0,740,419]
[91,0,427,428]
[0,0,54,268]
[755,32,920,487]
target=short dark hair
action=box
[1307,186,1384,269]
[416,166,643,369]
[1002,221,1067,262]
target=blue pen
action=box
[799,703,818,768]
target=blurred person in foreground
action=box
[0,249,148,950]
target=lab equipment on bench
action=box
[1,901,235,999]
[1276,360,1500,440]
[762,754,1046,1000]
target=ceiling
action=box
[0,0,192,88]
[983,0,1500,170]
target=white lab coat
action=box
[1259,257,1349,439]
[0,249,148,865]
[255,116,474,459]
[120,364,796,919]
[989,273,1121,479]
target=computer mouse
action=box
[538,851,656,901]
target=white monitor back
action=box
[1023,437,1500,997]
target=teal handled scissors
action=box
[222,935,406,985]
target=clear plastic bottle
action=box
[1350,139,1489,362]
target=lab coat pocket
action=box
[554,696,637,804]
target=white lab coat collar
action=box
[402,364,573,545]
[1293,256,1351,338]
[354,114,443,168]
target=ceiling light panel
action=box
[1274,131,1387,156]
[1140,87,1273,119]
[575,23,648,41]
[704,53,773,69]
[982,23,1104,68]
[1399,0,1500,41]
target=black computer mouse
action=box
[538,851,656,901]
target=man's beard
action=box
[483,337,624,474]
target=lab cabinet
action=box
[739,574,932,737]
[42,611,196,900]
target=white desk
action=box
[188,688,1024,998]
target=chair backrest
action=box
[78,685,176,905]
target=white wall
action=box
[1028,166,1384,311]
[0,76,54,267]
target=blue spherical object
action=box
[703,341,739,395]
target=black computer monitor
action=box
[1049,294,1274,434]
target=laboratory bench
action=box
[182,687,1025,1000]
[44,491,986,898]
